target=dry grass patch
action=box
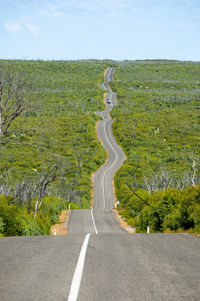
[51,210,70,235]
[113,209,136,233]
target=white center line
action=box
[101,118,118,210]
[100,69,119,210]
[90,209,98,234]
[68,233,91,301]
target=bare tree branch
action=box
[34,160,63,218]
[126,183,151,207]
[0,72,26,140]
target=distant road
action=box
[68,66,125,234]
[0,68,200,301]
[93,67,125,210]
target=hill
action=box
[0,59,109,235]
[110,60,200,233]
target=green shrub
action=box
[190,204,200,229]
[163,210,181,231]
[0,217,4,237]
[121,185,200,233]
[135,207,151,232]
[0,195,70,236]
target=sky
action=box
[0,0,200,61]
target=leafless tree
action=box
[144,169,174,193]
[144,176,154,194]
[143,156,200,193]
[14,180,30,208]
[187,153,200,186]
[176,172,191,190]
[34,160,63,218]
[0,72,26,141]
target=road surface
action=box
[0,68,200,301]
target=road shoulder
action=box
[51,210,70,235]
[113,209,136,233]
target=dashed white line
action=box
[101,119,119,210]
[68,233,91,301]
[100,68,120,210]
[91,209,98,234]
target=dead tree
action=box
[0,72,25,141]
[14,180,30,208]
[143,169,174,192]
[34,161,62,218]
[188,154,200,186]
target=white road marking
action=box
[68,233,91,301]
[91,209,98,234]
[100,68,120,210]
[101,119,118,209]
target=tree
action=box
[34,159,64,218]
[188,153,200,186]
[0,72,25,141]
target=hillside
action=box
[110,60,200,233]
[0,59,109,235]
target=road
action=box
[0,68,200,301]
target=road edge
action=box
[51,210,71,235]
[113,209,136,233]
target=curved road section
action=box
[94,67,125,210]
[68,67,126,235]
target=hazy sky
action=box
[0,0,200,61]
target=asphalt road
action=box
[0,68,200,301]
[79,233,200,301]
[93,97,125,209]
[96,68,124,210]
[68,210,125,234]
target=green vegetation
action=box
[1,59,200,235]
[118,185,200,233]
[110,60,200,233]
[0,59,108,236]
[0,195,80,236]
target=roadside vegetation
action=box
[1,59,200,236]
[0,59,108,236]
[110,60,200,233]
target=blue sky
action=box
[0,0,200,61]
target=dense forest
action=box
[0,60,108,236]
[110,61,200,233]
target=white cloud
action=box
[43,0,130,16]
[4,21,23,33]
[23,17,40,36]
[4,17,40,36]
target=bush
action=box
[190,204,200,229]
[0,196,42,236]
[0,217,4,237]
[163,210,181,231]
[135,207,151,232]
[121,185,200,233]
[0,195,69,236]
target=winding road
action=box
[0,68,200,301]
[68,67,125,235]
